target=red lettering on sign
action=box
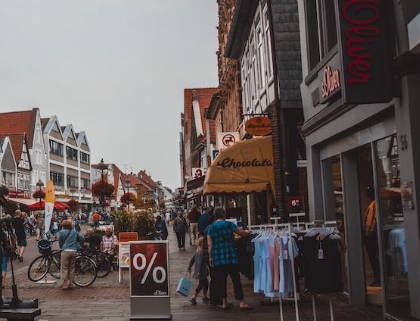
[321,66,341,99]
[341,0,381,85]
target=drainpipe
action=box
[267,0,288,221]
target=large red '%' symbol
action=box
[222,134,236,147]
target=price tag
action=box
[283,250,288,260]
[318,248,324,260]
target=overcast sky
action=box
[0,0,218,190]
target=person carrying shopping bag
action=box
[187,236,210,305]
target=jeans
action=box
[213,264,244,301]
[175,232,185,248]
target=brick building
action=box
[180,87,218,207]
[206,0,243,135]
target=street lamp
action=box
[125,178,130,208]
[96,158,108,211]
[36,180,44,203]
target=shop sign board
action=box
[244,116,272,136]
[119,232,138,243]
[320,66,341,103]
[338,0,393,104]
[129,241,171,319]
[191,168,207,179]
[130,241,169,297]
[211,150,220,161]
[217,132,240,150]
[119,243,131,268]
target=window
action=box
[67,175,78,188]
[49,140,63,156]
[263,7,273,79]
[66,146,78,161]
[80,152,90,164]
[305,0,338,70]
[50,171,64,186]
[257,23,266,90]
[81,177,90,189]
[239,2,274,115]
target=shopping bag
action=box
[176,275,192,297]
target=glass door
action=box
[374,135,411,320]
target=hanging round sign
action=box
[245,116,272,136]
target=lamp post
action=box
[36,180,44,203]
[125,178,130,208]
[96,158,108,211]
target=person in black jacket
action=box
[173,212,188,250]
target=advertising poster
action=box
[119,243,131,268]
[130,241,169,297]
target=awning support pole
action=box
[247,194,251,226]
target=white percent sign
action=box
[133,252,166,284]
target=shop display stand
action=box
[310,296,335,321]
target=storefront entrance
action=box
[321,131,411,320]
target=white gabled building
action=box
[42,116,92,209]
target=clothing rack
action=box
[248,220,339,321]
[249,223,300,321]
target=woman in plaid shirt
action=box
[207,208,251,310]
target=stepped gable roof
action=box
[0,108,38,148]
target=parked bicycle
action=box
[80,248,114,278]
[28,239,97,287]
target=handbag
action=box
[176,273,192,297]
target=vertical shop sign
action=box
[129,241,171,320]
[338,0,393,104]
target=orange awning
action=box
[203,136,275,195]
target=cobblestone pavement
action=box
[2,228,382,321]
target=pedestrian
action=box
[12,210,26,262]
[207,207,251,310]
[35,212,44,241]
[58,219,84,289]
[0,218,13,288]
[83,229,102,252]
[155,215,168,240]
[187,207,200,246]
[173,211,188,250]
[92,212,101,229]
[198,206,213,236]
[187,236,210,305]
[101,227,118,255]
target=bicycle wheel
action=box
[28,255,50,282]
[49,250,62,279]
[73,256,97,287]
[96,253,112,278]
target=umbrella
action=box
[27,201,70,211]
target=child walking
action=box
[187,237,209,305]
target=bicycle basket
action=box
[37,239,52,255]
